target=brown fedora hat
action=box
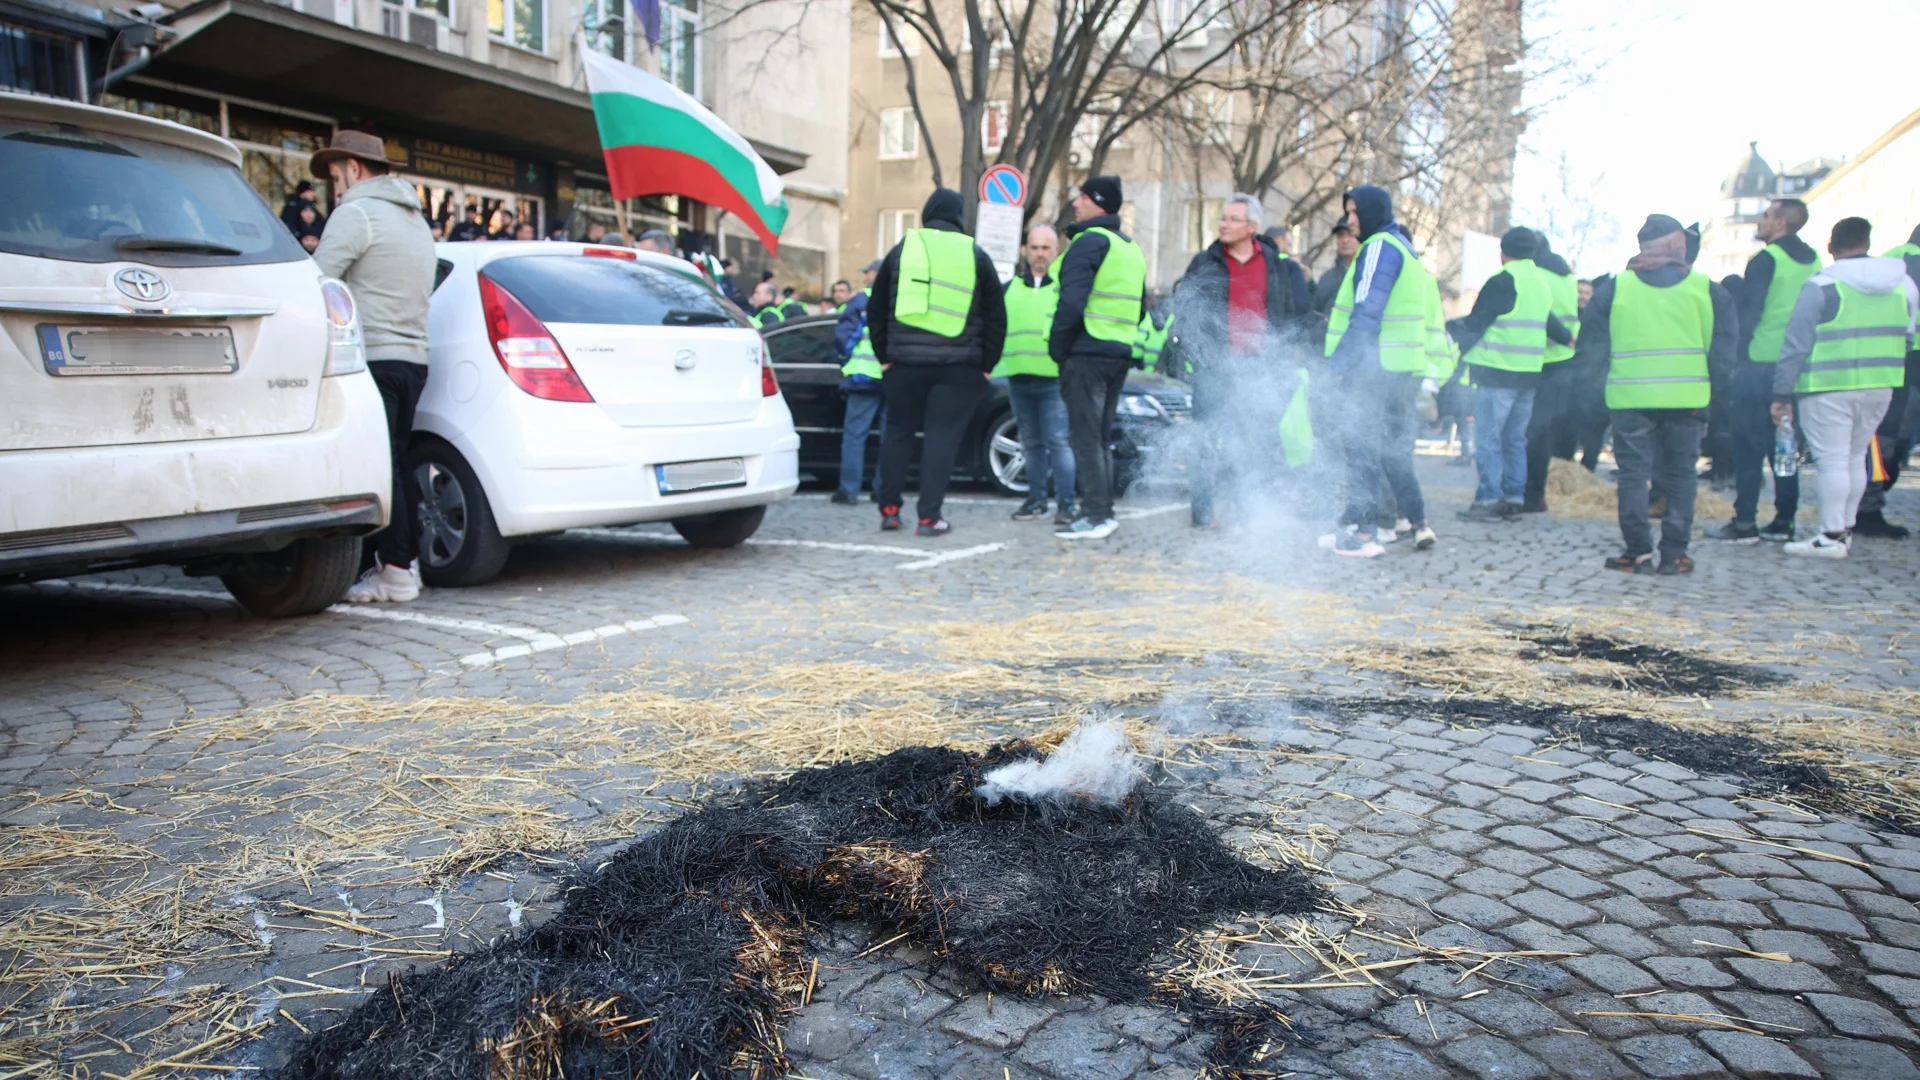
[311,129,392,177]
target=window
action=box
[1187,89,1231,143]
[877,209,919,254]
[487,0,543,51]
[480,256,744,328]
[1185,198,1223,253]
[880,108,918,160]
[877,15,919,56]
[659,0,698,96]
[982,101,1011,155]
[2,21,83,100]
[584,0,623,60]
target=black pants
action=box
[1730,360,1798,524]
[1060,356,1131,522]
[1341,366,1427,530]
[1612,408,1702,561]
[1189,360,1289,524]
[1524,360,1577,505]
[876,364,989,521]
[368,360,427,567]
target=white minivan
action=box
[0,94,392,616]
[407,243,799,586]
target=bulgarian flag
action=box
[579,45,789,253]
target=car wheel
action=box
[220,535,360,617]
[984,410,1028,497]
[407,439,511,588]
[671,505,766,548]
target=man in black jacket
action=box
[1051,175,1147,540]
[866,188,1008,536]
[1167,193,1313,527]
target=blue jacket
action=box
[1329,185,1410,374]
[835,289,869,359]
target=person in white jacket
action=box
[310,130,438,601]
[1771,217,1920,559]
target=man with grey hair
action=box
[1165,193,1312,527]
[636,229,676,255]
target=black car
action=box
[762,314,1190,497]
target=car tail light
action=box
[478,272,593,402]
[585,247,637,260]
[319,278,366,376]
[758,339,779,397]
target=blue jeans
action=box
[1474,384,1535,505]
[1007,375,1075,503]
[838,389,885,499]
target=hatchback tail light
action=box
[758,339,779,397]
[585,247,637,260]
[478,272,593,402]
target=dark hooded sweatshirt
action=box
[1327,185,1414,374]
[1735,232,1819,362]
[1050,212,1147,364]
[1166,233,1312,377]
[866,189,1008,370]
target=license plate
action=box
[39,324,238,376]
[656,458,747,495]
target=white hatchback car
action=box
[411,243,799,585]
[0,94,391,616]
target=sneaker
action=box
[1379,526,1401,544]
[1785,532,1849,559]
[1011,498,1049,521]
[1317,524,1358,550]
[1853,510,1911,539]
[1191,508,1214,528]
[1657,554,1694,576]
[829,490,858,506]
[1333,533,1385,559]
[344,562,420,603]
[880,505,903,531]
[1499,500,1525,518]
[1394,517,1414,533]
[1053,501,1079,527]
[1456,502,1508,523]
[1414,524,1438,550]
[1758,517,1797,542]
[1055,517,1119,540]
[1603,551,1654,573]
[1519,499,1549,514]
[1705,519,1760,544]
[916,517,951,537]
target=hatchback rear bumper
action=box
[0,497,384,582]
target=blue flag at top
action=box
[631,0,661,48]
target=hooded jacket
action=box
[1575,262,1738,411]
[1166,233,1312,376]
[1050,213,1146,364]
[1736,233,1819,362]
[312,175,437,364]
[1327,185,1416,373]
[865,189,1008,369]
[1773,255,1920,399]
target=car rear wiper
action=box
[115,236,244,256]
[664,309,735,326]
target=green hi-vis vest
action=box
[1606,270,1713,410]
[1463,259,1551,374]
[1067,226,1146,343]
[1798,279,1911,394]
[1132,311,1172,371]
[755,307,784,329]
[993,276,1060,378]
[1324,231,1436,373]
[1886,243,1920,258]
[1747,242,1822,363]
[1279,368,1312,467]
[1541,266,1579,364]
[1425,282,1459,383]
[842,288,882,380]
[894,228,978,338]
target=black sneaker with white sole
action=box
[1705,519,1760,544]
[1011,498,1049,521]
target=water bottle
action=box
[1773,416,1798,478]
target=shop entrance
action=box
[412,180,542,240]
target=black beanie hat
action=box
[1500,227,1538,258]
[921,187,964,228]
[1637,214,1684,244]
[1080,175,1122,215]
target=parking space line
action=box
[1115,503,1188,520]
[457,614,688,668]
[570,528,1006,569]
[897,542,1008,569]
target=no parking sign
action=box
[976,164,1028,282]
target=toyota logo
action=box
[673,349,698,371]
[114,268,171,303]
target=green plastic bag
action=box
[1280,369,1313,467]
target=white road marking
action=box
[30,577,687,669]
[571,528,1006,569]
[1115,502,1189,520]
[897,542,1008,569]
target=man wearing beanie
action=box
[1052,175,1148,541]
[1578,214,1737,574]
[866,187,1008,536]
[1450,226,1574,521]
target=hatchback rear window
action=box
[0,120,306,266]
[480,255,749,327]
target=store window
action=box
[488,0,543,52]
[99,91,220,134]
[880,108,917,161]
[584,0,623,59]
[659,0,698,96]
[1,20,82,100]
[226,106,334,220]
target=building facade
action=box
[1802,107,1920,258]
[1698,141,1834,282]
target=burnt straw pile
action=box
[279,735,1321,1080]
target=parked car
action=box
[762,313,1190,497]
[0,94,391,616]
[409,243,799,586]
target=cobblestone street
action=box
[5,456,1920,1079]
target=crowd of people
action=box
[829,177,1920,572]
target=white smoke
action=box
[975,722,1141,807]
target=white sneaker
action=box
[1333,534,1386,559]
[1784,533,1849,560]
[1055,517,1119,540]
[1379,527,1401,544]
[1317,524,1357,550]
[1395,517,1414,533]
[1414,525,1438,550]
[344,562,421,602]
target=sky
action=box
[1512,0,1920,277]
